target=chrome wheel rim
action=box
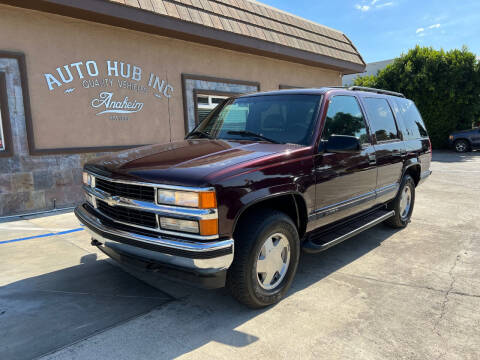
[256,233,291,290]
[456,142,466,152]
[399,186,412,220]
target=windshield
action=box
[187,94,322,145]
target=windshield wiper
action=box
[187,130,212,139]
[227,130,280,144]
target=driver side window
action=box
[321,96,369,144]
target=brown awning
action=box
[3,0,366,74]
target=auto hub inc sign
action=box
[43,59,174,121]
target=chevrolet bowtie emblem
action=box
[105,196,120,206]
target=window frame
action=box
[320,94,373,148]
[0,72,13,157]
[360,96,402,144]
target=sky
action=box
[260,0,480,63]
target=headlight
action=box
[449,135,454,140]
[82,172,94,187]
[157,189,216,208]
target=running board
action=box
[302,209,395,254]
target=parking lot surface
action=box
[0,151,479,360]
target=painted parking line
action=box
[0,228,84,245]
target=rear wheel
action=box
[227,210,300,308]
[385,174,415,228]
[454,139,469,153]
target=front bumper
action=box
[74,204,234,288]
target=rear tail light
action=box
[428,139,432,160]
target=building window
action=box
[182,74,260,134]
[196,93,229,124]
[0,72,13,156]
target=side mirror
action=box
[325,135,361,153]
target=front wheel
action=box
[385,174,415,228]
[227,210,300,308]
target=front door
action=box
[360,96,406,204]
[309,95,377,231]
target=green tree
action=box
[354,46,480,148]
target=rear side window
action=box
[363,98,399,142]
[393,98,428,139]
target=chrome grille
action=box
[95,178,155,202]
[97,200,157,229]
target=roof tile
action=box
[175,4,192,22]
[163,1,180,18]
[150,0,167,15]
[209,14,224,30]
[105,0,364,68]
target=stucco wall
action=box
[0,4,341,216]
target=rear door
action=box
[360,96,406,204]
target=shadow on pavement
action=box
[0,253,172,360]
[80,224,400,359]
[0,223,399,360]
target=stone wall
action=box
[0,57,108,216]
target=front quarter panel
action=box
[214,154,315,238]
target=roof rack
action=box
[347,86,405,98]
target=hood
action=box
[88,139,306,187]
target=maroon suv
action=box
[75,86,432,308]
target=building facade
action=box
[0,0,364,216]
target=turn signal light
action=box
[199,191,217,209]
[199,219,218,236]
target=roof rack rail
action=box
[347,86,405,98]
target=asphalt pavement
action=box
[0,150,479,360]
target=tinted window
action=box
[191,95,321,145]
[363,98,399,141]
[393,98,428,139]
[322,96,369,144]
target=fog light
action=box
[82,172,94,187]
[160,217,199,234]
[82,172,89,185]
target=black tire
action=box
[227,209,300,309]
[385,174,415,228]
[454,139,469,153]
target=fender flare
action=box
[401,159,421,184]
[232,190,308,235]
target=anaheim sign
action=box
[43,59,174,120]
